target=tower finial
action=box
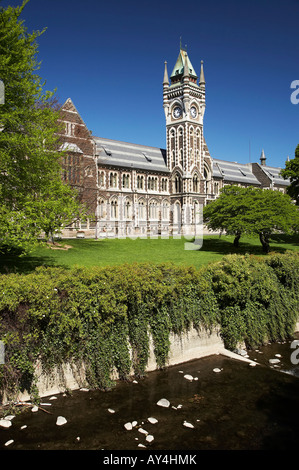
[260,149,266,166]
[163,61,169,86]
[183,51,189,78]
[199,60,205,85]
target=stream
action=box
[1,334,299,452]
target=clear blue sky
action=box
[2,0,299,168]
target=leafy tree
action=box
[0,0,84,253]
[280,144,299,205]
[203,185,299,252]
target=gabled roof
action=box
[258,164,290,186]
[213,158,261,185]
[94,137,169,173]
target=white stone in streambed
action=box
[148,417,158,424]
[56,416,67,426]
[213,368,222,373]
[4,440,14,446]
[146,434,154,443]
[0,419,12,429]
[138,427,148,435]
[269,358,280,364]
[157,398,170,408]
[124,422,133,431]
[183,420,194,429]
[184,374,193,381]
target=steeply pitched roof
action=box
[94,137,169,173]
[170,48,197,79]
[258,164,290,186]
[213,158,261,185]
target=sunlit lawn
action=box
[1,234,299,274]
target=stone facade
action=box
[57,47,289,239]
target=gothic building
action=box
[58,46,289,239]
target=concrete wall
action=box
[6,322,299,403]
[11,326,225,403]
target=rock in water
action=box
[56,416,67,426]
[146,434,154,443]
[184,374,193,381]
[157,398,170,408]
[0,419,12,429]
[124,422,133,431]
[5,440,14,446]
[183,421,194,429]
[269,358,280,364]
[148,417,158,424]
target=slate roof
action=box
[94,137,169,173]
[213,158,261,185]
[258,164,289,187]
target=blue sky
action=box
[2,0,299,168]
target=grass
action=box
[1,233,299,274]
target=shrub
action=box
[0,253,298,401]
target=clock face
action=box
[190,106,197,118]
[173,106,182,118]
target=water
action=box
[1,335,299,451]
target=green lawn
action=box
[1,234,299,274]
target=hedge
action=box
[0,252,298,402]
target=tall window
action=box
[98,171,105,188]
[138,200,146,220]
[193,174,199,192]
[137,175,144,189]
[148,176,158,191]
[162,201,170,220]
[124,199,132,219]
[122,173,130,189]
[161,178,168,192]
[174,173,182,193]
[109,172,118,188]
[98,199,106,218]
[110,199,118,219]
[149,200,158,219]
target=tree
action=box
[280,144,299,205]
[203,185,299,252]
[0,0,84,253]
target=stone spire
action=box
[183,52,190,79]
[199,60,205,86]
[260,149,266,166]
[163,61,169,87]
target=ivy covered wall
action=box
[0,252,298,402]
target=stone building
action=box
[57,46,289,239]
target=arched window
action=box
[161,178,168,192]
[174,173,182,193]
[109,172,118,188]
[162,200,170,220]
[110,199,118,219]
[138,199,146,220]
[98,199,106,218]
[137,175,144,189]
[122,173,130,189]
[124,199,132,219]
[193,174,199,192]
[98,171,105,188]
[149,200,158,219]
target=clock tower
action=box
[163,45,212,235]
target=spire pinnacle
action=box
[183,52,189,78]
[199,60,205,85]
[260,149,266,166]
[163,61,169,86]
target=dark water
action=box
[1,335,299,452]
